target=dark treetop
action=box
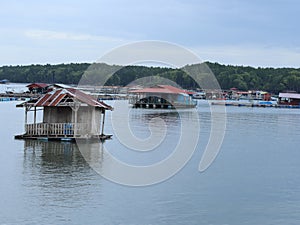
[0,62,299,93]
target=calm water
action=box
[0,100,300,225]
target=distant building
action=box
[192,91,206,99]
[278,93,300,106]
[26,83,50,94]
[129,85,197,108]
[254,91,271,101]
[16,88,113,141]
[227,89,271,101]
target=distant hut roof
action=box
[236,91,249,95]
[129,85,191,95]
[26,83,49,89]
[23,88,112,110]
[279,93,300,99]
[52,83,72,89]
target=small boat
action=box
[192,92,206,99]
[0,79,9,84]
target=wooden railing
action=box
[25,123,88,137]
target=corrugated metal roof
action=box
[35,93,51,106]
[50,93,67,106]
[34,88,112,109]
[43,89,63,106]
[26,83,49,88]
[279,93,300,99]
[129,85,191,94]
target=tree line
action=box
[0,62,299,93]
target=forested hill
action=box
[0,62,299,93]
[206,62,300,93]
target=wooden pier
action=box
[0,93,40,99]
[0,93,41,102]
[211,101,300,108]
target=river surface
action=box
[0,99,300,225]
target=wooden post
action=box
[91,107,95,135]
[24,104,32,134]
[25,107,28,125]
[101,110,105,136]
[34,107,37,125]
[71,101,79,137]
[25,107,28,133]
[74,108,78,137]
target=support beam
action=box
[74,109,78,136]
[33,107,37,125]
[101,110,106,136]
[71,101,80,137]
[25,107,28,125]
[91,107,96,135]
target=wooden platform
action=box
[133,102,197,109]
[0,93,40,99]
[211,101,300,108]
[15,134,113,142]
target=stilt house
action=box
[16,88,113,141]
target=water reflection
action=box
[129,109,202,123]
[23,140,87,167]
[22,140,104,210]
[130,110,180,122]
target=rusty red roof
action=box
[34,88,112,109]
[26,83,49,88]
[129,85,192,95]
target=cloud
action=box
[194,45,300,68]
[24,29,125,43]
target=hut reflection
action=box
[23,140,104,168]
[24,140,83,166]
[130,111,180,125]
[22,140,106,207]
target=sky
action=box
[0,0,300,67]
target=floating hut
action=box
[278,92,300,106]
[26,83,50,94]
[15,88,113,141]
[129,85,197,109]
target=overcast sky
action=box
[0,0,299,67]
